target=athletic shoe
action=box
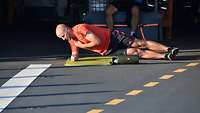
[165,52,175,61]
[168,47,179,56]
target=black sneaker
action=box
[165,53,175,61]
[168,47,179,56]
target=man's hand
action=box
[70,55,78,62]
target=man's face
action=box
[57,26,72,40]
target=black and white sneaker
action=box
[168,47,179,56]
[165,53,175,61]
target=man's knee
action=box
[126,48,139,56]
[131,39,146,47]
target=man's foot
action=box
[165,52,176,61]
[168,47,179,56]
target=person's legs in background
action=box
[105,4,118,31]
[130,5,140,37]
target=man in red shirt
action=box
[56,24,179,61]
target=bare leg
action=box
[139,50,165,59]
[105,4,117,30]
[131,40,169,53]
[145,40,169,52]
[126,48,165,59]
[130,6,140,32]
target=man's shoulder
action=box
[73,24,90,28]
[73,24,90,31]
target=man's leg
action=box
[144,40,179,55]
[126,48,174,60]
[131,40,169,52]
[105,4,118,31]
[130,40,179,56]
[144,40,169,52]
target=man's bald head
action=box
[56,24,66,38]
[55,24,74,40]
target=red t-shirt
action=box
[68,24,111,56]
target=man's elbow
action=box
[95,39,101,46]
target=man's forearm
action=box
[81,42,98,48]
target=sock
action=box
[130,31,136,36]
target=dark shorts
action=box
[107,30,134,56]
[109,0,144,11]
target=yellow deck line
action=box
[174,68,187,73]
[126,90,143,96]
[186,63,199,67]
[144,82,159,87]
[87,109,104,113]
[105,99,125,105]
[159,75,175,80]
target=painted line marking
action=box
[144,82,159,87]
[159,75,175,80]
[186,63,199,67]
[105,99,125,105]
[0,64,51,112]
[173,68,187,73]
[126,90,143,96]
[87,109,104,113]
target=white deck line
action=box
[0,64,51,112]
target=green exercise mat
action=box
[64,55,139,67]
[64,56,114,67]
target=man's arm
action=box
[74,31,101,48]
[69,41,79,61]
